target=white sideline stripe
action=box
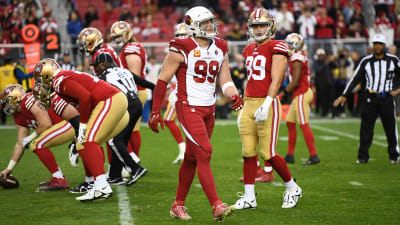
[349,181,363,186]
[117,185,134,225]
[194,183,202,188]
[311,124,387,147]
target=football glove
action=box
[77,123,87,144]
[22,131,37,149]
[148,112,164,133]
[254,96,273,123]
[68,140,79,168]
[231,94,244,111]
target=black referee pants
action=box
[358,92,399,161]
[108,97,143,179]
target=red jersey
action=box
[120,42,147,90]
[243,40,289,97]
[288,51,311,98]
[13,93,62,129]
[169,37,228,106]
[52,70,120,123]
[92,44,122,74]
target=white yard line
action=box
[117,185,134,225]
[310,124,387,147]
[349,181,364,186]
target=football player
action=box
[111,21,151,162]
[33,58,129,202]
[92,52,148,185]
[76,26,142,169]
[234,8,302,210]
[165,23,188,164]
[279,33,320,165]
[0,84,78,191]
[148,6,243,222]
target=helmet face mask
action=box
[248,8,276,42]
[285,33,304,53]
[184,6,218,39]
[1,84,25,115]
[111,21,132,48]
[76,28,103,53]
[174,23,188,37]
[32,83,52,110]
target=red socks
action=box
[129,131,141,156]
[79,142,105,178]
[268,155,292,182]
[34,148,59,174]
[175,158,196,203]
[287,122,297,155]
[300,124,317,157]
[244,156,257,184]
[165,120,184,144]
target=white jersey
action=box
[99,67,138,100]
[169,37,228,106]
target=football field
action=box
[0,118,399,225]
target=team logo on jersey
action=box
[194,50,200,57]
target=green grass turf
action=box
[0,118,399,225]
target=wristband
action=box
[221,81,235,94]
[262,96,274,108]
[7,160,17,170]
[28,131,38,141]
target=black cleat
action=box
[126,167,147,186]
[69,181,93,194]
[284,154,295,164]
[302,155,320,165]
[107,177,125,185]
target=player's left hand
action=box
[148,112,164,133]
[254,104,269,123]
[231,94,243,111]
[77,123,87,144]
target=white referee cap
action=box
[372,34,386,45]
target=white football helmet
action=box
[248,8,276,42]
[184,6,218,39]
[285,33,304,53]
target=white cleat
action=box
[76,182,112,202]
[68,142,79,168]
[172,153,184,164]
[233,192,257,209]
[282,186,302,208]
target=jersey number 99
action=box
[193,60,219,83]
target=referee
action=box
[334,34,400,164]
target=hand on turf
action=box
[148,112,164,133]
[231,94,244,111]
[0,169,11,178]
[77,123,87,144]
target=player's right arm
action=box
[0,125,29,177]
[148,50,183,133]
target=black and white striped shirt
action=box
[343,53,400,96]
[61,63,76,71]
[99,67,138,100]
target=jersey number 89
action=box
[246,55,266,81]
